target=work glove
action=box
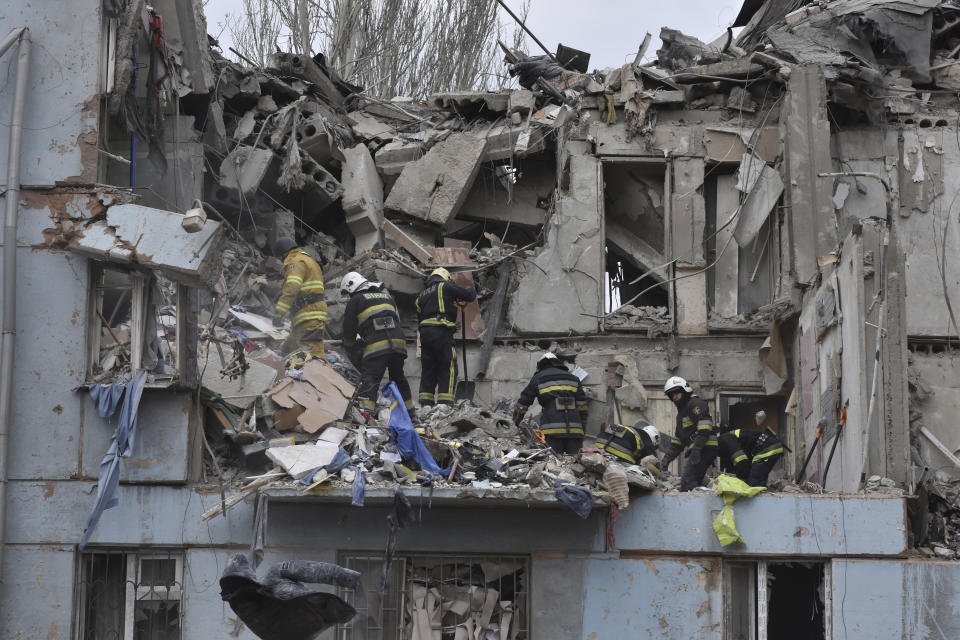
[688,448,702,466]
[272,315,285,328]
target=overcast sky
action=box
[203,0,744,70]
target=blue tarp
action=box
[382,382,449,475]
[80,370,149,549]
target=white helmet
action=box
[641,425,661,447]
[663,375,692,396]
[537,351,560,368]
[340,271,369,296]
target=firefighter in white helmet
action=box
[661,376,718,491]
[340,271,414,417]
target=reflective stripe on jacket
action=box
[275,249,327,327]
[416,275,477,330]
[342,287,406,360]
[663,395,717,462]
[514,366,587,437]
[595,424,656,464]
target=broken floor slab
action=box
[384,132,487,227]
[66,203,224,289]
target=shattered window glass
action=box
[338,554,529,640]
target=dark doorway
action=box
[767,563,825,639]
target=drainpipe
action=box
[0,27,31,581]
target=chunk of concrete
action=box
[296,114,341,167]
[341,144,384,254]
[375,139,424,175]
[372,259,424,296]
[266,443,341,479]
[219,145,276,197]
[347,110,395,141]
[384,133,487,227]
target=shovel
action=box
[454,307,476,401]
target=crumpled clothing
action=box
[383,381,449,475]
[554,480,593,519]
[351,466,366,507]
[712,474,765,546]
[80,370,148,550]
[221,554,360,640]
[88,379,127,419]
[380,491,415,594]
[299,446,352,485]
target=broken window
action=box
[601,160,670,321]
[77,550,183,640]
[86,264,185,384]
[705,173,779,322]
[337,553,529,640]
[723,560,828,640]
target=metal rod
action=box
[494,0,556,60]
[0,27,31,580]
[0,28,25,58]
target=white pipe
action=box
[0,27,31,581]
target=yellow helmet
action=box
[430,267,451,281]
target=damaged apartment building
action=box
[2,0,960,638]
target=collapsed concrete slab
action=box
[68,203,224,289]
[341,144,384,254]
[508,155,602,334]
[384,132,487,227]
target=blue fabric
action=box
[89,380,126,419]
[299,447,352,485]
[382,382,449,475]
[554,480,593,519]
[80,370,148,549]
[351,467,365,506]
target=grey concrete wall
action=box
[833,128,960,338]
[0,0,102,186]
[582,555,723,640]
[912,350,960,475]
[833,559,960,640]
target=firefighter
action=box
[660,376,719,491]
[513,352,588,455]
[718,425,784,487]
[272,237,327,360]
[595,423,661,466]
[339,271,414,418]
[415,267,476,406]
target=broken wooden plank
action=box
[382,218,434,265]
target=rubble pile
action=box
[183,0,960,535]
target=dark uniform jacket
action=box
[663,395,718,462]
[274,249,327,327]
[718,428,784,479]
[341,286,406,362]
[595,424,658,464]
[416,275,477,331]
[513,366,588,437]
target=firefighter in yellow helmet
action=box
[272,237,327,360]
[415,267,476,406]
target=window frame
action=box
[336,551,531,640]
[86,261,190,386]
[75,549,184,640]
